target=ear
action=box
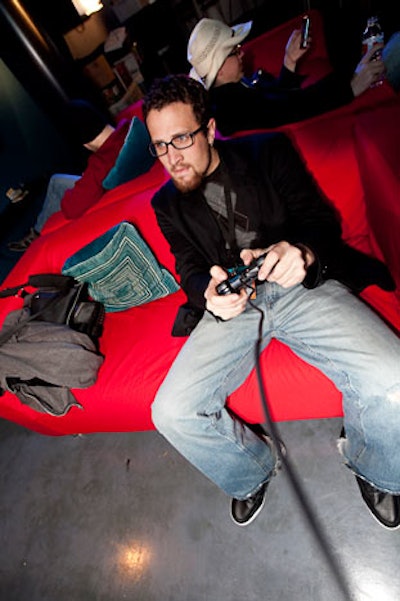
[206,118,216,145]
[214,61,226,87]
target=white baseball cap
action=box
[187,18,252,90]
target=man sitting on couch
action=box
[143,73,400,529]
[8,99,154,251]
[8,100,117,252]
[187,17,387,135]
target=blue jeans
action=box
[35,174,80,233]
[152,280,400,499]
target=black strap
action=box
[220,162,241,264]
[0,274,75,299]
[223,183,238,255]
[0,283,28,299]
[28,274,75,289]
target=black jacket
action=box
[210,67,355,136]
[152,133,394,316]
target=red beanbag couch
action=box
[0,11,399,436]
[353,101,400,300]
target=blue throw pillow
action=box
[102,117,155,190]
[62,222,180,312]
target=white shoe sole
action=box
[230,486,267,527]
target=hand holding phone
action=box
[300,15,310,49]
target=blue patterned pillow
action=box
[62,222,180,312]
[102,117,155,190]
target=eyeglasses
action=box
[227,44,242,58]
[149,125,205,157]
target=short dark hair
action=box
[142,74,212,127]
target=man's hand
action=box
[284,29,310,72]
[204,265,249,320]
[351,44,385,96]
[241,241,314,288]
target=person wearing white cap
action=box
[188,17,310,91]
[142,74,400,529]
[187,17,386,135]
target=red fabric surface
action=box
[0,14,399,436]
[0,187,185,435]
[115,98,144,125]
[354,101,400,299]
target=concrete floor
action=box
[1,416,400,601]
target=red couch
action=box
[354,102,400,300]
[0,12,399,436]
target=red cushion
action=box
[0,14,399,436]
[354,101,400,298]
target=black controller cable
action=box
[247,294,355,601]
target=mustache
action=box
[170,162,190,173]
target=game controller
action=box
[216,253,268,295]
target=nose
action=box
[167,145,183,166]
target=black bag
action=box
[0,273,105,346]
[171,302,203,337]
[0,274,105,415]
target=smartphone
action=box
[300,15,310,49]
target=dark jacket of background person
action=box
[210,67,354,136]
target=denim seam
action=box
[274,327,362,407]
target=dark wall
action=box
[123,0,190,84]
[0,59,82,214]
[22,0,83,35]
[0,0,105,138]
[312,0,400,75]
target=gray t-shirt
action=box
[202,163,257,251]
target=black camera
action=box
[216,253,267,295]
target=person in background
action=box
[8,100,123,252]
[382,31,400,91]
[187,17,387,135]
[143,73,400,530]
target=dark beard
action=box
[172,170,204,193]
[171,144,214,193]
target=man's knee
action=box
[47,174,59,192]
[151,393,168,431]
[151,388,183,433]
[151,382,199,435]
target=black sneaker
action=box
[356,476,400,529]
[231,482,268,527]
[7,228,39,252]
